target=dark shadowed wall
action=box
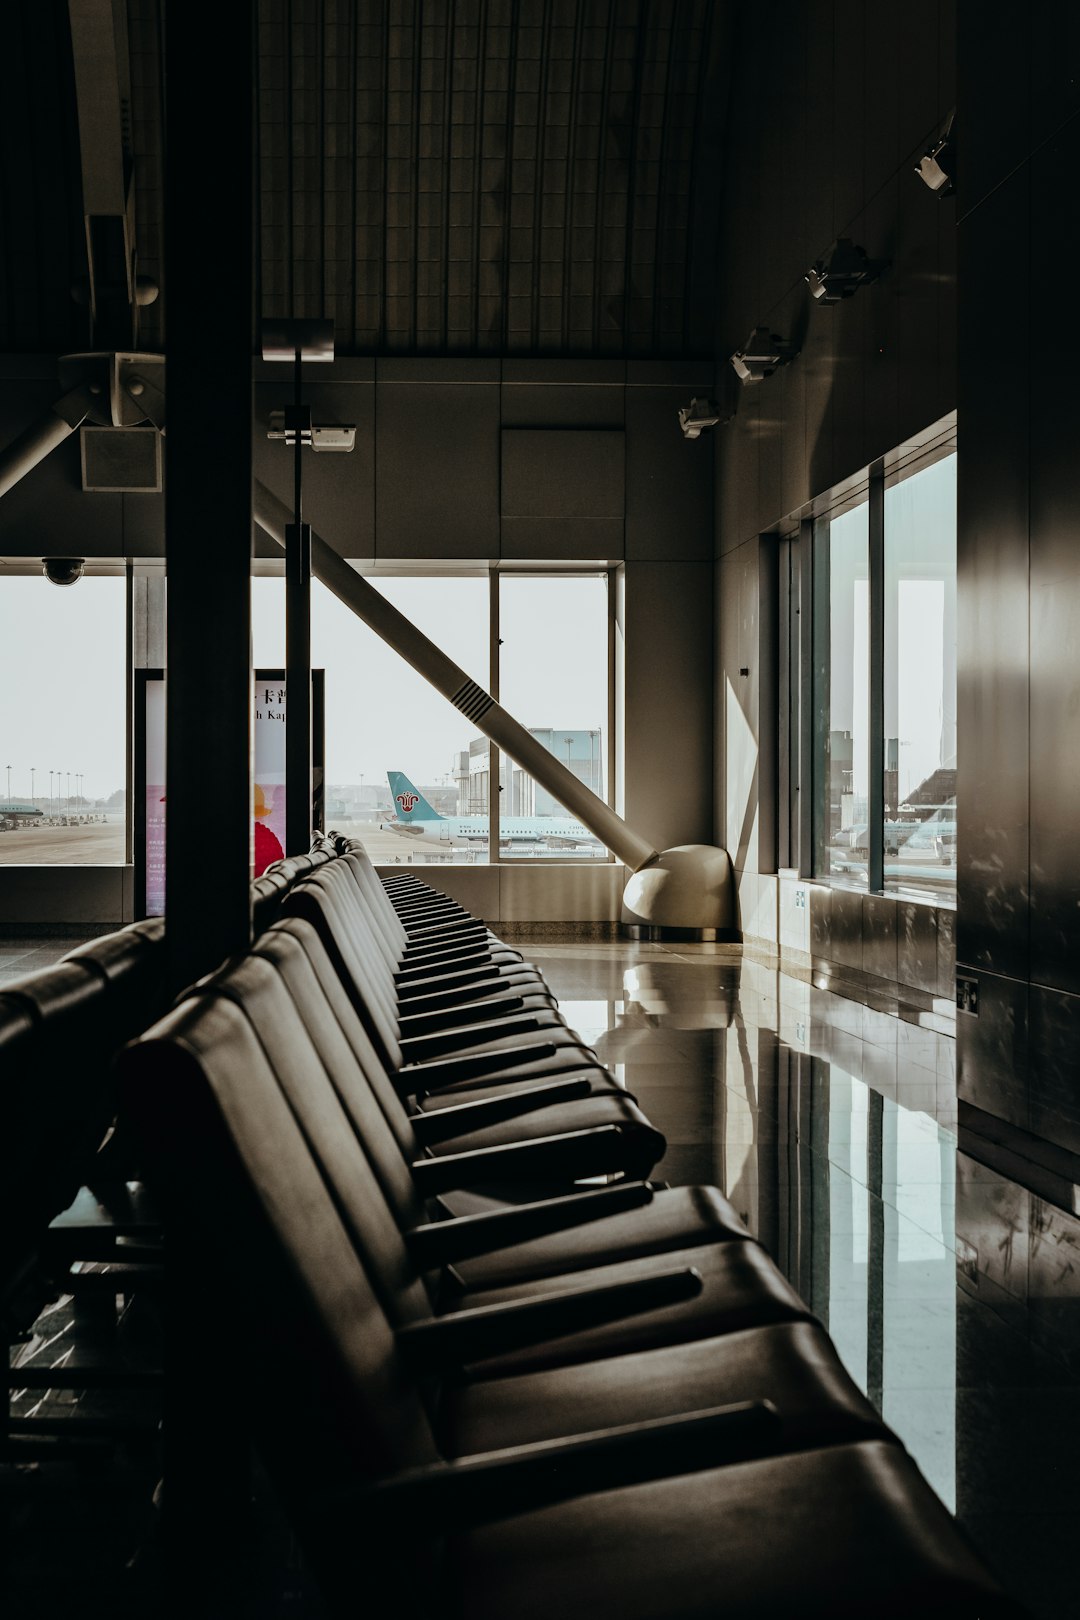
[956,3,1080,1154]
[715,0,957,997]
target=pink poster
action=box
[142,673,317,914]
[253,680,286,875]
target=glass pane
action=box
[252,574,490,865]
[883,454,957,900]
[813,504,870,883]
[0,576,127,864]
[498,575,609,859]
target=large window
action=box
[803,425,957,904]
[252,568,613,866]
[0,573,127,865]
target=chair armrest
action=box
[395,1265,702,1372]
[404,1180,652,1266]
[396,951,494,984]
[402,1041,559,1091]
[400,1015,545,1064]
[351,1402,780,1532]
[396,960,501,991]
[409,1123,635,1193]
[409,1077,593,1146]
[396,976,545,1011]
[398,996,526,1039]
[403,922,487,948]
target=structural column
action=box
[165,2,253,991]
[162,4,254,1601]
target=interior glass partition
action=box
[812,501,870,884]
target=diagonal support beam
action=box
[253,480,659,873]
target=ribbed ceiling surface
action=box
[0,0,729,361]
[257,0,728,357]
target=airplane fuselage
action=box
[382,813,593,847]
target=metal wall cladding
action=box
[1028,120,1080,997]
[955,173,1030,985]
[955,17,1080,1148]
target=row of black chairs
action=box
[111,838,1019,1618]
[0,848,335,1452]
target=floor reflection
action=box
[528,940,1080,1620]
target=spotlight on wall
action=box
[729,327,798,383]
[677,397,730,439]
[805,239,889,303]
[915,115,955,196]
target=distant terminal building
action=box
[454,730,603,817]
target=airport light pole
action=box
[5,764,9,801]
[30,767,35,807]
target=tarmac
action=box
[0,819,125,865]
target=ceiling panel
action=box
[255,0,730,358]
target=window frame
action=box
[252,560,619,866]
[781,415,957,902]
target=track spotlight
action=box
[805,239,889,303]
[729,327,798,384]
[678,397,730,439]
[916,115,955,195]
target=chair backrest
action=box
[212,953,438,1307]
[118,993,441,1509]
[0,998,47,1299]
[315,856,409,974]
[0,964,117,1265]
[340,848,412,943]
[282,875,404,1071]
[252,916,421,1167]
[64,918,169,1040]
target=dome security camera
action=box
[42,557,85,586]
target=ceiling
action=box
[0,0,733,361]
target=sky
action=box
[0,570,609,806]
[253,572,608,790]
[0,575,127,802]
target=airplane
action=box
[381,770,600,851]
[0,801,45,829]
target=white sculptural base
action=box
[621,843,736,940]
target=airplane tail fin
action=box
[387,771,443,823]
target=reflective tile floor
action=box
[4,935,1078,1617]
[0,938,86,985]
[529,939,1080,1620]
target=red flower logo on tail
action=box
[396,792,419,813]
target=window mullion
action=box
[488,568,500,864]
